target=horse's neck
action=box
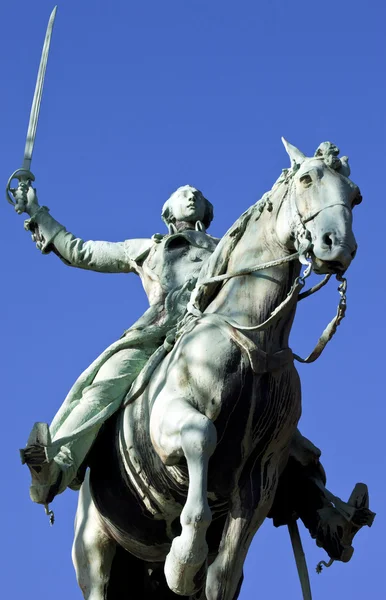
[206,200,300,352]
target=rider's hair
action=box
[161,185,214,229]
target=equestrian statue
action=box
[8,8,374,600]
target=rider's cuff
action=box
[24,206,65,254]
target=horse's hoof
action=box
[164,536,207,595]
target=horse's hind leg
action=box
[72,471,116,600]
[206,460,282,600]
[150,397,217,596]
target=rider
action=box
[16,182,219,505]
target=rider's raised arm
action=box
[21,188,153,274]
[50,227,152,273]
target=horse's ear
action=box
[281,137,306,168]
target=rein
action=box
[186,256,347,365]
[187,260,311,332]
[191,250,302,288]
[293,274,347,364]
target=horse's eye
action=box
[299,174,312,187]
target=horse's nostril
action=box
[351,248,357,259]
[322,233,333,248]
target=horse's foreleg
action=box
[72,471,116,600]
[151,397,217,596]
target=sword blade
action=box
[22,6,57,171]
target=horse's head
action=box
[278,139,362,274]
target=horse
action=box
[72,139,361,600]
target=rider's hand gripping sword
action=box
[6,7,57,213]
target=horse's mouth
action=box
[310,254,347,275]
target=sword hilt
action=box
[6,168,35,213]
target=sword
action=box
[6,6,57,212]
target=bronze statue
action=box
[8,10,374,600]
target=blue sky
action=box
[2,1,385,598]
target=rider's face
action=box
[170,188,206,224]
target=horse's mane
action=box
[193,171,290,313]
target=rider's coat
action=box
[26,207,219,489]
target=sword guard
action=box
[6,168,35,208]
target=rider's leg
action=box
[269,428,375,563]
[26,348,151,503]
[73,471,116,600]
[150,396,217,596]
[272,453,375,562]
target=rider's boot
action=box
[20,422,62,505]
[313,482,375,562]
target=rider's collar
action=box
[167,221,207,234]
